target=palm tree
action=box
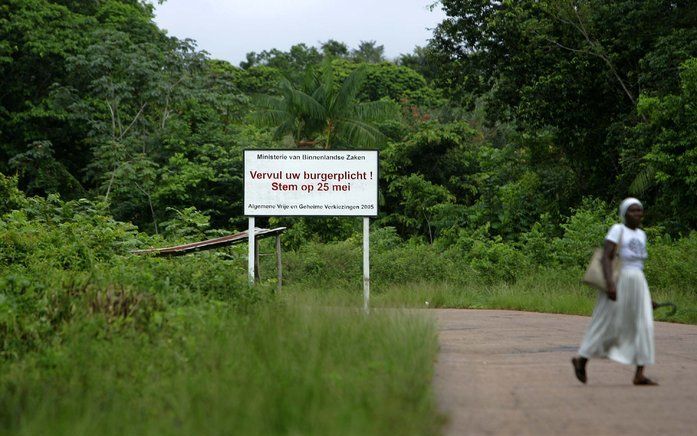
[253,62,398,149]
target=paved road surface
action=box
[433,309,697,435]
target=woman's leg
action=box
[572,356,588,383]
[634,366,658,385]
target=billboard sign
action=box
[244,149,378,217]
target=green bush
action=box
[99,254,258,306]
[283,224,524,288]
[438,225,531,283]
[0,196,141,270]
[0,190,266,362]
[283,239,361,287]
[519,221,555,265]
[0,173,28,215]
[645,231,697,291]
[373,242,464,287]
[551,198,614,268]
[281,204,695,297]
[462,237,530,283]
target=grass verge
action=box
[281,268,697,325]
[0,301,442,436]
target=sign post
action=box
[248,217,255,286]
[244,149,379,309]
[363,216,370,312]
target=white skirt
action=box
[578,268,655,365]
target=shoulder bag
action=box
[582,225,624,291]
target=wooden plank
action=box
[131,227,286,257]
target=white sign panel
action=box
[244,149,378,216]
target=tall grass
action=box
[273,206,696,325]
[282,273,696,325]
[0,302,442,436]
[278,239,697,325]
[0,191,442,435]
[2,186,694,435]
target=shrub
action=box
[283,239,361,287]
[552,198,614,268]
[0,173,27,215]
[519,221,555,265]
[0,191,265,362]
[645,231,697,291]
[439,225,531,283]
[373,241,464,287]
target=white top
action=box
[605,224,648,271]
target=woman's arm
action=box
[602,239,617,301]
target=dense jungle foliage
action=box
[1,0,696,336]
[2,0,695,240]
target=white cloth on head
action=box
[578,268,655,365]
[619,197,642,224]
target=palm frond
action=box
[629,164,656,195]
[287,88,326,120]
[301,68,322,94]
[250,60,397,149]
[310,65,333,108]
[332,66,367,114]
[273,118,299,141]
[252,81,325,134]
[335,118,386,148]
[321,61,335,90]
[351,100,399,122]
[250,106,292,127]
[252,94,285,111]
[317,61,336,107]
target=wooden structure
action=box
[131,227,286,291]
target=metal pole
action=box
[363,217,370,312]
[276,235,282,293]
[254,238,260,282]
[248,217,255,286]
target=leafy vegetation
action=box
[277,202,697,324]
[5,1,694,235]
[0,179,440,435]
[252,62,399,148]
[0,302,440,436]
[1,0,696,433]
[431,0,697,232]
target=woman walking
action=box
[572,198,657,385]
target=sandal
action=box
[633,377,658,386]
[572,357,587,384]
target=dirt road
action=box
[433,309,697,435]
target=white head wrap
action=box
[619,197,642,224]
